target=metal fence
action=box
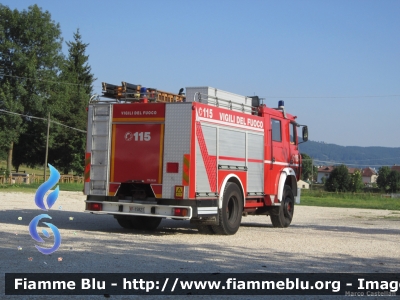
[0,174,84,185]
[381,194,400,199]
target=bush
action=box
[325,165,350,192]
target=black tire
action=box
[131,216,162,230]
[116,218,134,229]
[116,216,162,230]
[270,185,294,228]
[211,182,243,235]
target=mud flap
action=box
[190,214,219,226]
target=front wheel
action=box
[270,185,294,228]
[211,182,243,235]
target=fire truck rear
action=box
[84,83,308,235]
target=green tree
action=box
[387,170,400,193]
[325,165,350,192]
[50,29,95,174]
[0,82,24,171]
[63,29,95,95]
[0,149,6,160]
[301,153,317,181]
[350,169,364,192]
[0,4,64,173]
[377,166,391,192]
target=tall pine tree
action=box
[50,29,95,174]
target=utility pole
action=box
[44,112,50,182]
[311,157,313,191]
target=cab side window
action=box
[289,123,296,144]
[271,119,281,142]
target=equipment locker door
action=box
[110,123,164,184]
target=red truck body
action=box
[84,85,308,234]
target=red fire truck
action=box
[84,83,308,235]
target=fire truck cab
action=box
[84,83,308,235]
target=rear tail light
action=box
[173,208,188,217]
[86,203,102,211]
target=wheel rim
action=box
[284,196,293,219]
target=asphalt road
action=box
[1,191,399,299]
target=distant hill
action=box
[1,139,399,169]
[299,140,400,168]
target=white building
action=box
[297,180,310,189]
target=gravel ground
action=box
[1,191,400,299]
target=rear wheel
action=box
[211,182,243,235]
[116,218,134,229]
[270,185,294,228]
[196,224,215,234]
[131,216,162,230]
[116,216,162,230]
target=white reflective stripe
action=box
[197,207,218,214]
[218,174,245,209]
[264,160,300,167]
[198,116,264,132]
[277,167,296,202]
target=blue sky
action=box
[3,0,400,147]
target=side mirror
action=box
[302,126,309,142]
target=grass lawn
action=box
[0,160,83,193]
[0,182,83,193]
[0,160,49,175]
[1,169,398,211]
[300,190,400,211]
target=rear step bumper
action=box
[85,196,219,220]
[85,200,193,220]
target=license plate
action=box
[129,206,145,213]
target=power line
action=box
[2,108,397,166]
[0,108,44,120]
[312,159,397,168]
[1,74,399,99]
[302,157,400,168]
[51,120,87,133]
[264,95,400,99]
[303,156,400,163]
[0,109,86,133]
[338,157,400,162]
[0,74,102,88]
